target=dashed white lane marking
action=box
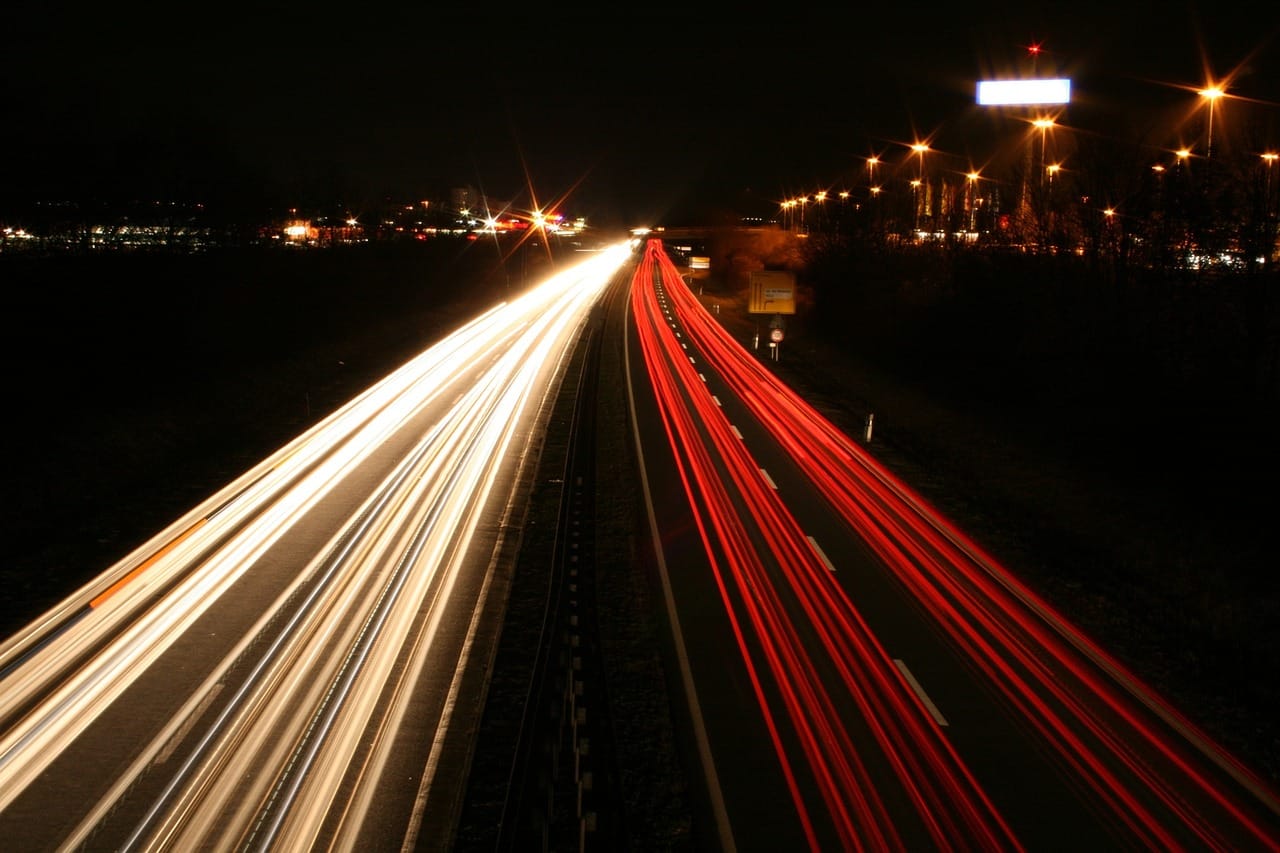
[894,659,949,727]
[807,536,835,572]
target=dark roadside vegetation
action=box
[2,228,1278,838]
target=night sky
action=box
[2,4,1278,226]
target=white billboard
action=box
[976,78,1071,106]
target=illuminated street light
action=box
[1199,85,1224,158]
[1102,207,1118,257]
[910,142,930,180]
[966,171,980,231]
[1033,117,1055,184]
[814,191,828,231]
[1265,153,1278,235]
[910,143,929,232]
[910,178,922,233]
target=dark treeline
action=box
[800,236,1280,413]
[5,238,524,424]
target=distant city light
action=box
[977,78,1071,105]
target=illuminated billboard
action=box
[976,78,1071,106]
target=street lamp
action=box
[966,171,980,231]
[1265,154,1278,240]
[910,143,929,232]
[1033,117,1055,184]
[910,142,929,180]
[1199,85,1224,158]
[910,179,922,233]
[1102,207,1118,259]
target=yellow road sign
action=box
[748,270,796,314]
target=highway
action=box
[5,232,1280,852]
[625,237,1280,851]
[0,242,632,851]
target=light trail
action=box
[635,236,1280,850]
[631,242,1017,850]
[0,242,631,850]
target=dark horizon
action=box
[3,5,1278,230]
